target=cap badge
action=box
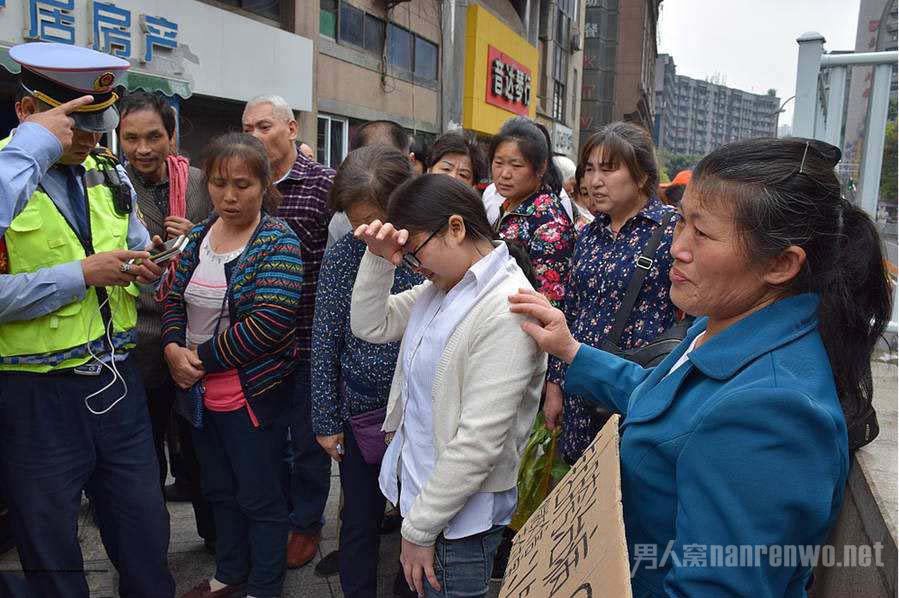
[93,72,116,91]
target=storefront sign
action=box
[552,123,574,156]
[486,45,531,116]
[21,0,178,64]
[0,0,314,109]
[463,4,538,134]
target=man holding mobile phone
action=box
[0,42,174,596]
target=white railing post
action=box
[857,63,893,221]
[793,32,826,138]
[824,65,848,148]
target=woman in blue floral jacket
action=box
[545,122,679,463]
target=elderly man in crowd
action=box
[242,95,335,568]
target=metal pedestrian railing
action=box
[793,32,899,334]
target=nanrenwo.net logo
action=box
[631,541,886,575]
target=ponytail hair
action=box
[386,173,535,286]
[202,132,282,214]
[691,137,892,428]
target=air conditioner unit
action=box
[570,26,582,51]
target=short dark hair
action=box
[329,144,412,214]
[427,131,486,185]
[202,132,283,213]
[691,137,892,429]
[15,83,50,110]
[351,120,409,153]
[579,121,660,199]
[117,91,177,139]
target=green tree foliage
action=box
[659,150,704,179]
[880,99,897,204]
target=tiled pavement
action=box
[0,461,503,597]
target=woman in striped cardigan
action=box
[161,133,303,598]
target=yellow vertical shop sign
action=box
[463,4,539,135]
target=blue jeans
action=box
[287,367,331,534]
[192,408,289,597]
[426,525,505,598]
[0,360,174,598]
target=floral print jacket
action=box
[495,187,575,310]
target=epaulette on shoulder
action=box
[90,146,120,165]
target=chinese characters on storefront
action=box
[486,45,532,117]
[19,0,178,64]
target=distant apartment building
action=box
[653,53,780,156]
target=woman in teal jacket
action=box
[510,138,892,597]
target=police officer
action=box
[0,42,175,597]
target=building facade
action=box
[313,0,441,168]
[0,0,587,169]
[653,53,780,156]
[0,0,315,160]
[579,0,661,148]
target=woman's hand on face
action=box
[509,289,581,364]
[401,537,441,595]
[163,343,205,389]
[316,433,345,462]
[544,381,565,431]
[354,220,408,266]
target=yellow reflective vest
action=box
[0,137,139,372]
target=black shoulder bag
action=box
[586,213,691,420]
[598,212,692,368]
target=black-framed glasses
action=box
[402,225,444,270]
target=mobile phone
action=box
[131,235,188,266]
[149,235,188,264]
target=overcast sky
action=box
[657,0,862,125]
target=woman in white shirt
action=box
[350,174,547,597]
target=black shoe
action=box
[393,567,417,597]
[164,482,192,502]
[490,529,514,581]
[314,549,339,577]
[379,512,402,535]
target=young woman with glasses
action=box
[350,174,546,598]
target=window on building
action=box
[364,14,386,54]
[317,115,349,168]
[553,81,565,121]
[214,0,287,22]
[551,41,568,121]
[320,0,337,38]
[388,23,413,72]
[414,36,438,81]
[339,2,364,47]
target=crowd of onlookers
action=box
[3,84,892,598]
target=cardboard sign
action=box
[500,415,632,598]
